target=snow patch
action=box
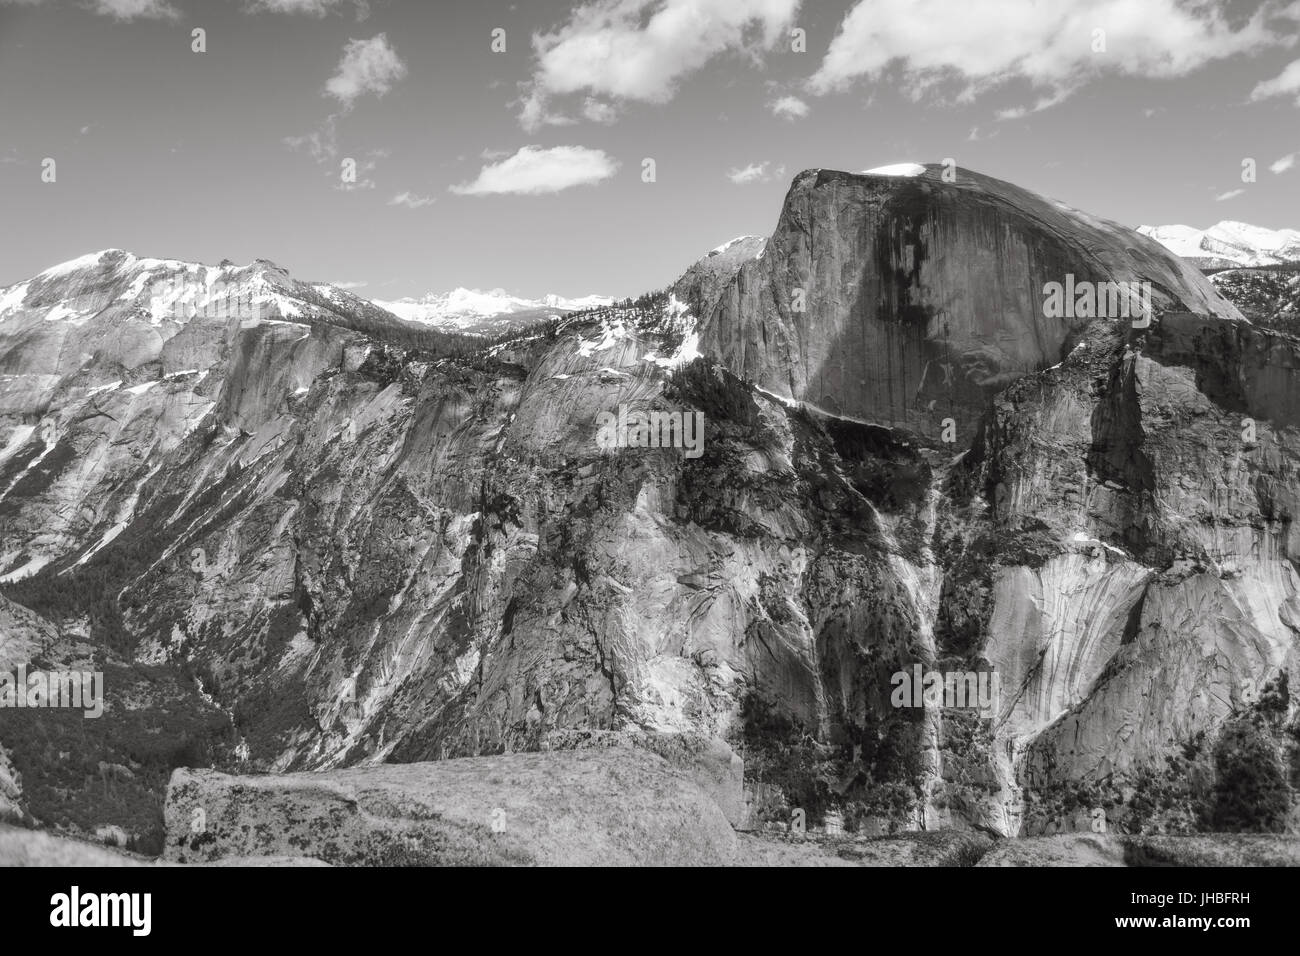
[710,235,762,256]
[118,269,156,302]
[862,163,927,177]
[1070,531,1129,558]
[0,555,51,584]
[74,520,129,567]
[576,317,629,357]
[43,304,83,322]
[644,330,701,370]
[0,425,36,468]
[0,282,29,315]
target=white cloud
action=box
[247,0,365,15]
[768,95,809,120]
[325,34,407,108]
[332,280,368,289]
[1252,58,1300,105]
[519,0,799,129]
[809,0,1299,117]
[285,114,340,162]
[388,191,436,209]
[1215,188,1246,201]
[450,145,619,196]
[90,0,180,19]
[582,97,621,124]
[726,161,784,185]
[1271,152,1297,173]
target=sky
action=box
[1,0,1299,300]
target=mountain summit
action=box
[699,163,1238,440]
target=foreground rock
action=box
[828,829,992,866]
[0,824,327,866]
[542,730,745,828]
[161,747,998,867]
[0,825,154,866]
[740,828,991,867]
[164,748,741,866]
[978,833,1300,866]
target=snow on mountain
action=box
[35,250,113,279]
[1138,221,1300,267]
[861,163,927,177]
[539,293,612,310]
[372,287,613,331]
[1,250,611,343]
[709,235,764,256]
[0,248,396,331]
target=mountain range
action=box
[371,288,613,335]
[1138,221,1300,270]
[2,164,1299,863]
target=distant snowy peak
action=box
[373,287,613,329]
[1138,221,1300,267]
[1,251,611,338]
[0,248,380,327]
[539,292,614,311]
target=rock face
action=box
[701,166,1238,441]
[1,168,1298,860]
[673,235,767,320]
[164,748,739,866]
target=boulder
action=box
[164,748,740,866]
[542,729,745,827]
